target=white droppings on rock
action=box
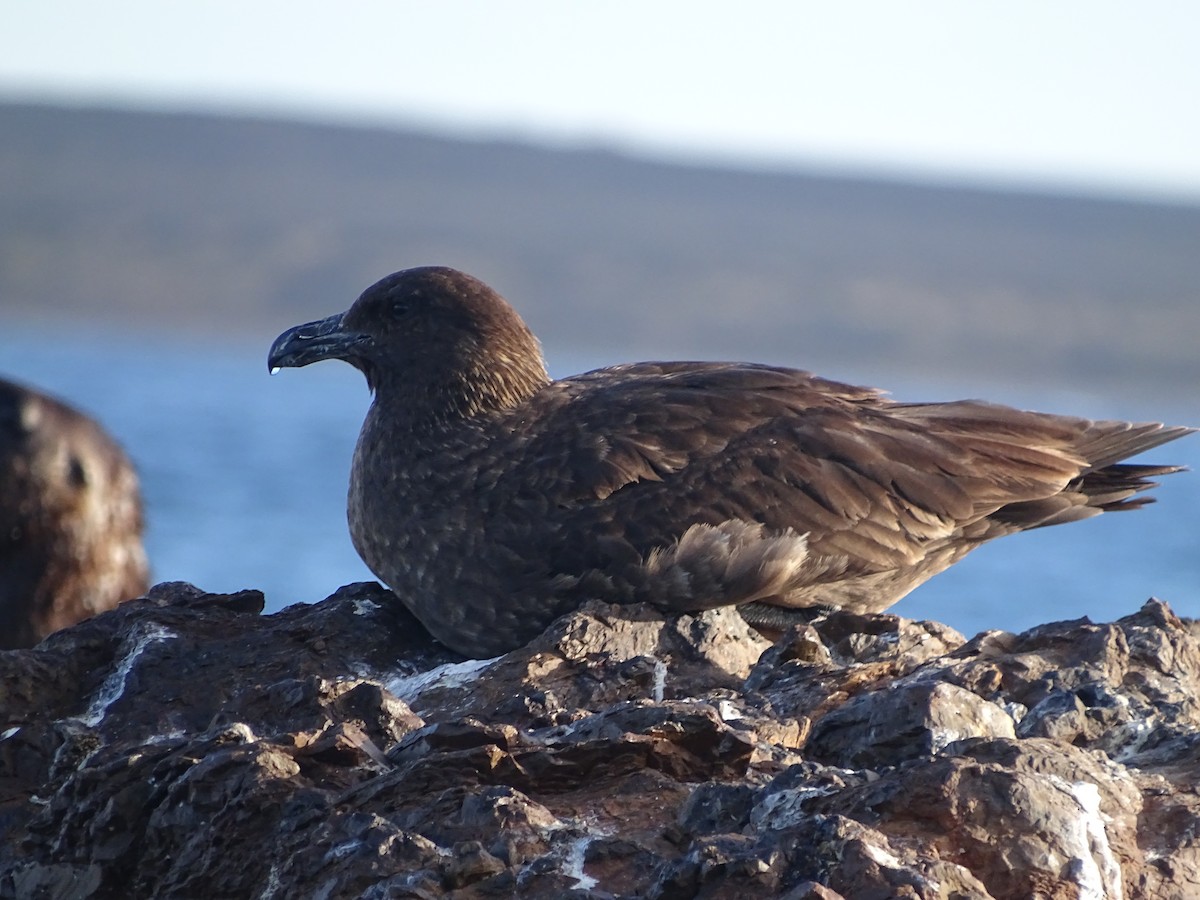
[144,728,186,745]
[78,622,176,727]
[219,722,260,744]
[1050,776,1124,900]
[1074,780,1124,900]
[562,832,599,891]
[862,839,906,871]
[717,699,744,721]
[384,656,499,706]
[323,839,363,863]
[257,862,283,900]
[652,656,667,703]
[350,596,380,616]
[526,816,612,892]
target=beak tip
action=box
[267,312,366,373]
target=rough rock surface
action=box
[2,581,1199,899]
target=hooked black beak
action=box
[268,313,372,373]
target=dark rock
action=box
[1,583,1200,898]
[806,680,1016,768]
[677,783,757,836]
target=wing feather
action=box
[492,363,1173,584]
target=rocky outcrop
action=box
[2,581,1199,898]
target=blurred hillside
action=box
[2,100,1198,403]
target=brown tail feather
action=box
[994,462,1188,532]
[1074,462,1188,510]
[1075,422,1196,471]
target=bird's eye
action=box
[390,291,418,320]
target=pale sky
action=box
[3,1,1200,201]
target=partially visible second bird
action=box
[0,378,149,648]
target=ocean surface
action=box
[3,321,1197,639]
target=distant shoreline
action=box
[3,100,1198,408]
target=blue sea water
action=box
[2,321,1197,638]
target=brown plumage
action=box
[0,378,149,648]
[268,266,1193,657]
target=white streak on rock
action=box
[385,656,498,705]
[219,722,260,744]
[862,840,905,871]
[257,862,282,900]
[144,728,186,745]
[652,656,667,703]
[323,839,363,863]
[79,622,176,727]
[1073,780,1124,900]
[562,832,598,891]
[1050,776,1124,900]
[717,699,744,721]
[351,597,380,616]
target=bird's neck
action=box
[368,355,551,434]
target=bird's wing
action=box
[500,363,1098,574]
[512,361,882,497]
